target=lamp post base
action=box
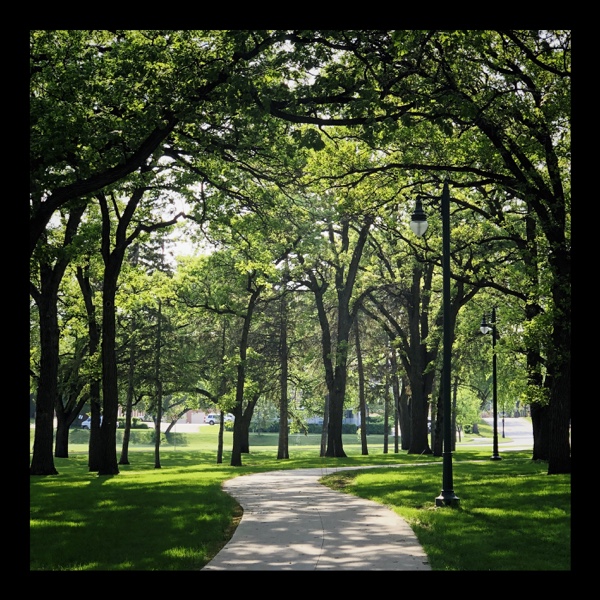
[435,491,460,507]
[490,454,502,460]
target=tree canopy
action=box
[30,30,570,475]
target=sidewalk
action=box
[202,418,533,571]
[202,465,432,571]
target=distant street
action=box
[476,417,533,451]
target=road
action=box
[159,417,534,448]
[474,416,533,451]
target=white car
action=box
[81,416,96,429]
[81,416,118,429]
[204,413,234,425]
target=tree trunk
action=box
[97,189,150,475]
[399,377,411,451]
[355,320,368,455]
[320,394,329,457]
[325,365,349,458]
[30,205,86,475]
[97,265,121,476]
[406,263,433,455]
[154,299,163,470]
[531,402,550,461]
[547,247,571,474]
[432,384,443,457]
[217,416,224,464]
[277,292,289,460]
[53,422,69,458]
[230,281,262,466]
[31,272,61,476]
[304,218,372,459]
[452,373,459,451]
[391,360,400,453]
[118,330,137,466]
[76,263,103,470]
[383,369,390,454]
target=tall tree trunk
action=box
[277,292,289,460]
[238,394,260,454]
[119,327,137,466]
[214,320,228,465]
[390,350,400,453]
[393,386,400,453]
[383,366,390,454]
[451,372,459,451]
[76,263,103,470]
[531,402,550,461]
[355,319,368,455]
[320,394,329,457]
[432,383,443,457]
[54,385,87,458]
[217,416,224,464]
[118,245,140,467]
[304,218,372,459]
[230,281,262,466]
[407,263,432,455]
[399,376,411,451]
[154,299,163,470]
[547,246,571,474]
[30,204,86,476]
[97,191,138,476]
[53,339,89,458]
[30,284,60,476]
[97,264,121,475]
[326,363,349,458]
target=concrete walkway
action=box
[202,465,431,571]
[201,417,534,571]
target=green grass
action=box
[30,422,570,571]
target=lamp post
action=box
[480,307,501,460]
[411,179,459,507]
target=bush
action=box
[247,422,358,435]
[306,423,357,434]
[356,423,389,435]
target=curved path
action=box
[202,417,533,571]
[202,465,431,571]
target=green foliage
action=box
[31,30,571,476]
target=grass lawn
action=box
[30,421,570,571]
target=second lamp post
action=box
[480,307,502,461]
[411,179,460,507]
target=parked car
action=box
[81,416,96,430]
[204,413,234,425]
[81,416,118,429]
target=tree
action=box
[31,30,570,475]
[95,180,183,475]
[354,315,368,456]
[295,211,374,458]
[260,30,571,473]
[30,30,297,256]
[277,286,290,460]
[30,200,87,475]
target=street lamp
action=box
[480,307,501,461]
[411,179,460,507]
